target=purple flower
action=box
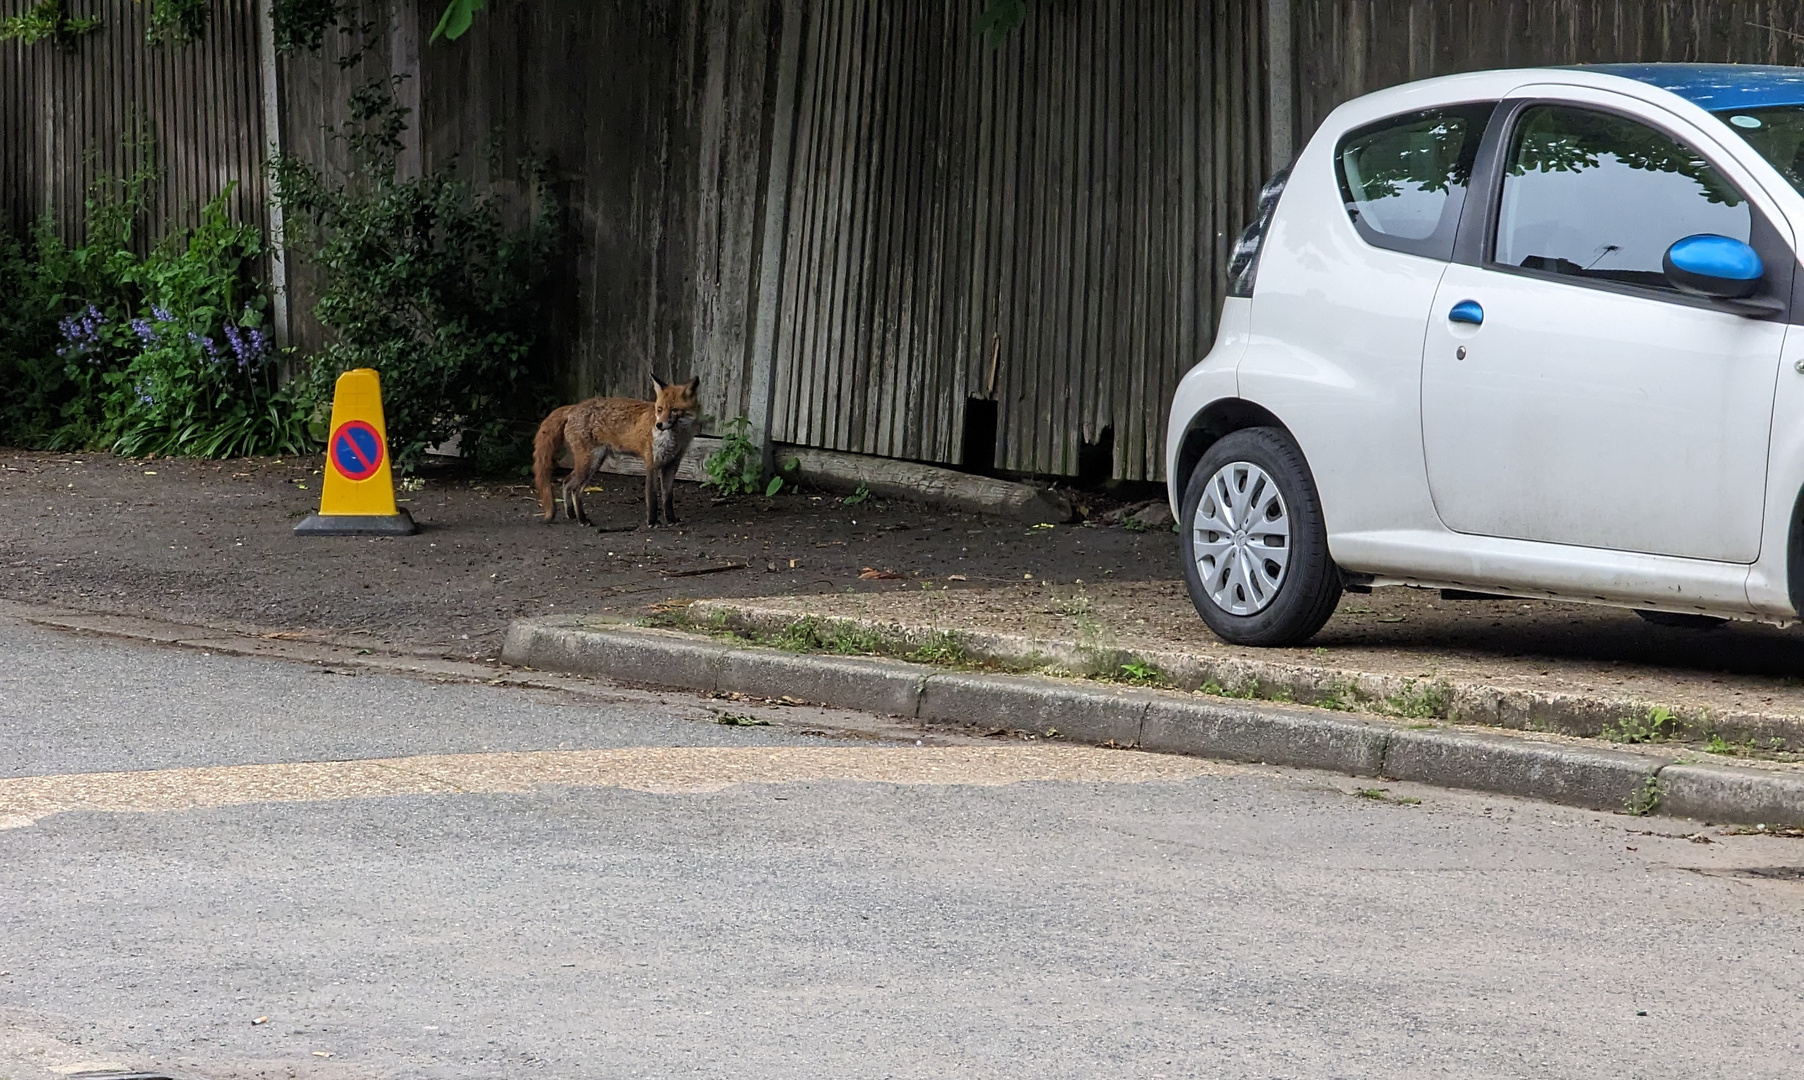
[223,320,271,373]
[56,305,107,358]
[187,330,225,363]
[130,317,157,344]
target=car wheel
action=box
[1179,427,1341,646]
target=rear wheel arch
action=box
[1174,399,1292,493]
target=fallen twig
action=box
[661,562,747,579]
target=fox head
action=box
[650,373,701,432]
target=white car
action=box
[1165,63,1804,645]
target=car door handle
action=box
[1448,300,1484,325]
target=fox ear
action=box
[685,375,700,394]
[650,373,668,392]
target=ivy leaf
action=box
[764,475,784,497]
[431,0,485,43]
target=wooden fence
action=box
[12,0,1804,478]
[763,2,1268,480]
[281,0,1269,481]
[1,0,272,251]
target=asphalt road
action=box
[2,615,1802,1080]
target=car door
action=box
[1242,101,1493,541]
[1420,99,1788,564]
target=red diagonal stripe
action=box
[339,431,375,472]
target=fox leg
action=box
[559,473,580,524]
[560,440,601,525]
[569,445,611,526]
[644,467,659,527]
[659,460,680,524]
[557,434,587,523]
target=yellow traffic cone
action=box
[293,368,418,536]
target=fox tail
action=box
[533,405,572,523]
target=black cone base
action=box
[293,510,418,536]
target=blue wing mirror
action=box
[1663,234,1763,300]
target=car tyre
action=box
[1179,427,1341,646]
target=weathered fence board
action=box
[1,0,270,251]
[765,0,1269,481]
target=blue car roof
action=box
[1582,63,1804,111]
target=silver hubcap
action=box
[1193,461,1291,616]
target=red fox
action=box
[532,374,701,527]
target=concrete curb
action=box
[685,599,1804,750]
[500,617,1804,827]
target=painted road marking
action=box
[0,746,1227,829]
[329,419,384,482]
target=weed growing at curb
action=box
[679,611,981,670]
[1604,706,1679,745]
[772,616,888,656]
[1703,732,1795,759]
[1200,678,1260,699]
[907,630,968,666]
[1625,775,1663,816]
[1352,787,1422,805]
[1113,659,1165,686]
[712,710,770,726]
[1314,680,1358,712]
[1380,678,1453,720]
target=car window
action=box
[1715,106,1804,194]
[1494,105,1749,290]
[1336,104,1492,258]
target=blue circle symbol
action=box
[330,420,385,481]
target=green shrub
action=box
[272,79,562,473]
[106,191,308,457]
[702,417,766,496]
[0,166,307,457]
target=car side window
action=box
[1336,103,1493,260]
[1494,105,1750,291]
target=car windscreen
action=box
[1714,105,1804,193]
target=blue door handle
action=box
[1448,299,1484,325]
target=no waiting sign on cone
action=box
[294,368,417,536]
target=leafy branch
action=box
[0,0,100,47]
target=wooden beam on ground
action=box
[593,439,1071,524]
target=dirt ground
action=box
[9,446,1804,729]
[0,449,1170,658]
